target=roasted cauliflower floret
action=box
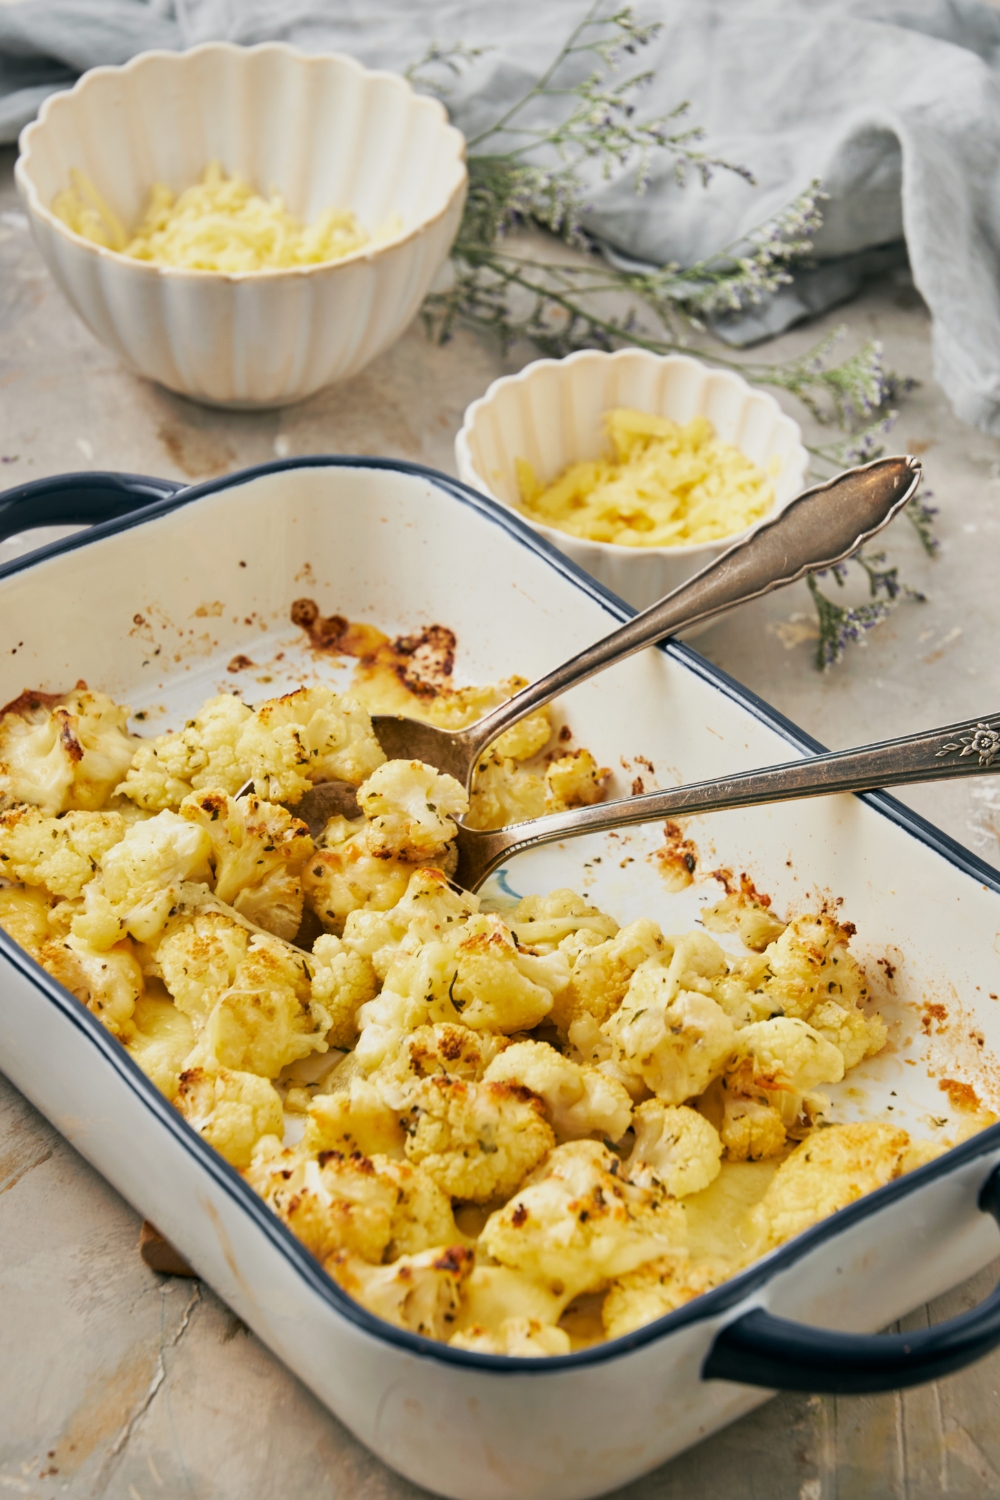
[625,1101,723,1197]
[302,831,417,936]
[244,1140,455,1264]
[451,1317,571,1356]
[0,805,126,899]
[712,1084,789,1162]
[395,1023,510,1084]
[356,759,468,860]
[309,933,378,1050]
[244,1140,401,1263]
[603,958,736,1104]
[808,998,888,1070]
[750,1122,912,1251]
[237,686,385,802]
[481,1140,686,1298]
[756,913,869,1022]
[466,751,547,829]
[119,693,252,810]
[342,867,479,978]
[733,1017,846,1097]
[401,1075,555,1203]
[189,932,327,1077]
[327,1245,474,1340]
[554,917,665,1035]
[602,1254,729,1340]
[0,684,138,815]
[37,931,144,1040]
[544,749,610,811]
[179,788,314,941]
[72,810,213,949]
[701,883,787,951]
[506,889,619,954]
[484,1039,633,1144]
[174,1064,283,1169]
[152,904,249,1025]
[125,992,196,1100]
[305,1077,407,1160]
[492,708,553,762]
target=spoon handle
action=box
[460,709,1000,889]
[461,455,921,762]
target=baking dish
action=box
[1,458,1000,1500]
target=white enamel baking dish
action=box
[1,459,1000,1500]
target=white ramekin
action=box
[15,44,468,409]
[455,349,809,615]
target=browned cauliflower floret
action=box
[153,905,249,1025]
[244,1140,401,1263]
[625,1101,723,1197]
[602,956,736,1104]
[483,1040,633,1144]
[465,746,610,833]
[0,684,138,814]
[700,883,787,951]
[492,708,553,762]
[807,998,888,1070]
[711,1083,789,1162]
[544,749,610,811]
[602,1254,729,1339]
[756,913,869,1022]
[343,867,478,978]
[71,810,213,949]
[309,933,378,1050]
[398,1023,510,1083]
[189,932,327,1077]
[302,829,417,936]
[119,693,253,810]
[174,1064,283,1168]
[733,1017,846,1098]
[36,931,144,1040]
[245,1140,455,1263]
[750,1122,912,1251]
[236,686,385,802]
[356,759,468,860]
[481,1140,686,1299]
[125,992,196,1100]
[450,1317,571,1356]
[305,1078,407,1160]
[179,788,315,941]
[554,917,665,1035]
[327,1245,474,1339]
[506,889,619,954]
[0,806,126,899]
[401,1075,555,1202]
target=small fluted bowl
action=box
[16,44,467,409]
[456,349,809,616]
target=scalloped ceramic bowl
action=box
[15,44,467,409]
[455,349,809,616]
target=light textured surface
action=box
[3,138,1000,1498]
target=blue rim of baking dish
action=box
[1,454,999,1383]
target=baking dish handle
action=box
[0,471,185,546]
[702,1163,1000,1394]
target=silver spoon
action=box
[352,454,920,791]
[448,712,1000,891]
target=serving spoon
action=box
[360,454,921,790]
[446,711,1000,891]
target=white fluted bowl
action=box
[16,44,467,409]
[456,349,809,617]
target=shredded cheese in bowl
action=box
[52,162,402,272]
[515,408,777,548]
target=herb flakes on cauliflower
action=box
[356,759,468,860]
[327,1245,474,1339]
[602,1254,729,1340]
[237,686,385,802]
[174,1065,283,1168]
[119,693,252,810]
[401,1075,555,1202]
[481,1140,686,1298]
[0,805,126,899]
[625,1101,723,1197]
[484,1039,633,1144]
[180,787,314,941]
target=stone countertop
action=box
[3,140,1000,1500]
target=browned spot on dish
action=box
[349,623,458,701]
[291,598,390,659]
[939,1078,982,1112]
[921,1002,949,1035]
[227,654,256,673]
[653,820,699,891]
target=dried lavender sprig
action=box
[807,575,895,671]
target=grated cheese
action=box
[51,161,401,272]
[515,407,777,548]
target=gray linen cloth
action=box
[4,0,1000,432]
